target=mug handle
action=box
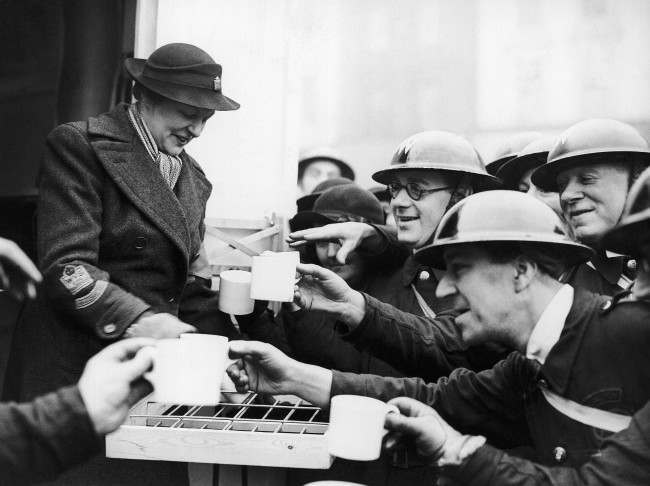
[382,404,401,437]
[141,345,157,383]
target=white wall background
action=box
[135,0,650,218]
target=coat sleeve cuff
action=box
[441,444,503,485]
[38,385,103,473]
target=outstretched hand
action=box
[288,222,376,265]
[227,340,297,395]
[383,397,461,464]
[78,338,155,435]
[294,263,358,314]
[0,237,41,300]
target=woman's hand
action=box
[287,222,378,264]
[126,312,196,339]
[0,237,42,300]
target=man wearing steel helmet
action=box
[484,131,541,176]
[380,169,650,486]
[496,136,564,217]
[287,131,506,379]
[531,118,650,295]
[228,191,650,470]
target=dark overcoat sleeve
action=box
[330,352,533,448]
[445,401,650,485]
[38,123,150,338]
[0,385,101,484]
[339,294,476,378]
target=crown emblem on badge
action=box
[213,76,221,91]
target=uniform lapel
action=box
[87,104,191,263]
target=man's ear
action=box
[513,256,535,292]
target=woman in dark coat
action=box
[15,43,239,486]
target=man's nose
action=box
[560,179,584,205]
[435,272,457,298]
[390,186,411,209]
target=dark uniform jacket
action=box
[0,386,100,485]
[562,252,635,296]
[19,104,237,395]
[445,400,650,485]
[331,289,650,467]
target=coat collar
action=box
[540,289,606,395]
[87,103,199,262]
[400,253,440,287]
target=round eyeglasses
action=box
[387,182,453,201]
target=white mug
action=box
[250,251,299,302]
[146,334,229,405]
[326,395,399,461]
[218,269,255,315]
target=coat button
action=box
[627,259,637,271]
[601,300,612,311]
[553,446,567,463]
[134,237,147,250]
[168,296,176,304]
[538,378,548,388]
[103,323,117,334]
[419,270,430,281]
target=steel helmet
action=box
[485,132,542,176]
[298,147,355,181]
[531,119,650,192]
[415,190,593,268]
[496,136,557,190]
[372,131,501,191]
[603,167,650,256]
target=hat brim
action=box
[531,150,650,192]
[298,156,355,181]
[289,212,336,232]
[125,58,240,111]
[486,155,516,176]
[371,164,502,192]
[296,193,320,212]
[602,210,650,256]
[496,152,547,190]
[414,237,593,270]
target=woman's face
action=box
[142,97,215,156]
[315,240,365,286]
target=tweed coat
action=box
[23,103,237,389]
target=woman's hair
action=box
[132,82,166,105]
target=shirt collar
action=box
[526,284,574,365]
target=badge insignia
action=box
[213,76,221,91]
[59,265,93,295]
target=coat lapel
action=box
[87,104,192,263]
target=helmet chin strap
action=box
[420,175,474,249]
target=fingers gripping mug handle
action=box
[382,404,401,437]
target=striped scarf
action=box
[127,103,182,189]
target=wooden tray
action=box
[106,392,334,469]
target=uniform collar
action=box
[400,253,439,287]
[540,289,607,394]
[526,284,574,365]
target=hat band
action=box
[142,64,221,92]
